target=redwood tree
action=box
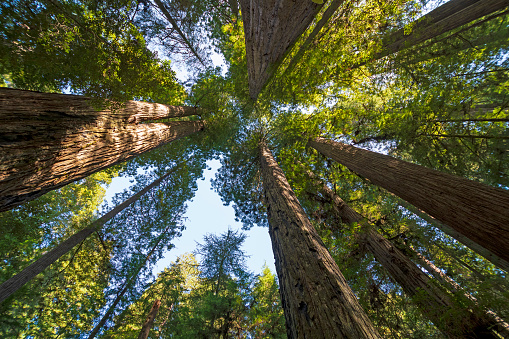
[308,137,509,264]
[371,0,508,61]
[0,167,178,303]
[0,88,204,212]
[240,0,324,99]
[304,170,502,338]
[259,140,380,338]
[137,299,162,339]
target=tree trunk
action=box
[373,0,508,60]
[284,0,345,76]
[0,88,204,212]
[308,137,509,264]
[398,22,509,66]
[408,246,509,338]
[240,0,324,99]
[0,168,177,303]
[138,299,162,339]
[88,217,177,339]
[309,175,501,338]
[259,141,381,339]
[152,0,206,66]
[398,199,509,272]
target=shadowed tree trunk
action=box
[398,199,509,272]
[259,141,381,339]
[308,137,509,264]
[0,88,204,212]
[305,172,502,338]
[371,0,508,61]
[406,245,509,338]
[0,168,177,303]
[240,0,324,99]
[138,299,162,339]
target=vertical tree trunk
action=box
[240,0,324,99]
[259,141,381,339]
[308,174,501,338]
[138,299,162,339]
[398,199,509,272]
[308,137,509,264]
[88,217,177,339]
[152,0,206,66]
[0,88,204,212]
[373,0,508,60]
[407,246,509,338]
[0,168,177,303]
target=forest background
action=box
[0,0,508,337]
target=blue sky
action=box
[103,159,277,276]
[102,53,276,278]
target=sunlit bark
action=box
[0,88,204,211]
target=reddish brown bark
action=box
[138,299,162,339]
[284,0,345,76]
[0,88,204,212]
[310,177,501,338]
[0,168,177,303]
[374,0,508,60]
[399,200,509,272]
[308,137,509,265]
[240,0,323,99]
[259,141,381,338]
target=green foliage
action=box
[102,231,285,338]
[0,0,186,103]
[2,0,509,337]
[0,170,116,337]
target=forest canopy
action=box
[0,0,508,337]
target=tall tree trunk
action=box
[407,245,509,338]
[0,88,204,212]
[398,199,509,272]
[259,141,381,339]
[283,0,345,76]
[240,0,324,99]
[398,22,509,67]
[308,137,509,264]
[88,218,177,339]
[138,299,162,339]
[308,173,501,338]
[0,168,177,303]
[372,0,508,61]
[152,0,206,66]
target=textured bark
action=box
[0,89,204,212]
[374,0,508,60]
[312,179,500,338]
[309,137,509,264]
[138,299,162,339]
[240,0,324,99]
[399,200,509,272]
[0,169,176,303]
[259,141,381,339]
[284,0,345,75]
